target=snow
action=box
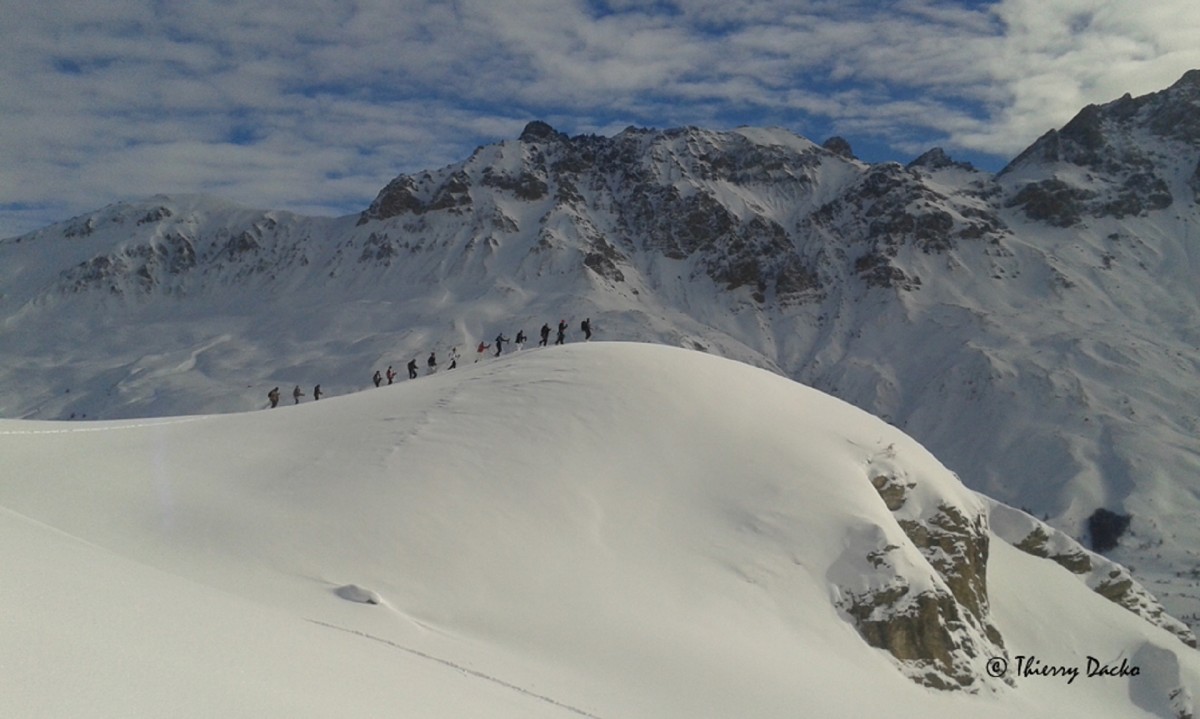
[5,182,1197,627]
[2,342,1196,717]
[732,126,821,155]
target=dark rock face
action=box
[358,232,397,265]
[870,474,915,511]
[1099,172,1173,218]
[1006,179,1092,227]
[854,251,922,291]
[427,171,473,213]
[907,147,974,172]
[842,587,959,690]
[519,120,567,143]
[137,206,173,225]
[1088,508,1132,553]
[481,168,549,201]
[822,136,856,160]
[356,170,475,224]
[897,505,993,624]
[224,230,260,258]
[357,176,424,223]
[1145,69,1200,142]
[1013,526,1093,574]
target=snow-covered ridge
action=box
[3,343,1196,717]
[2,72,1200,642]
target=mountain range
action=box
[2,70,1199,640]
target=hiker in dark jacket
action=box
[407,358,418,379]
[581,317,592,340]
[494,333,509,357]
[373,371,382,387]
[268,387,280,408]
[539,324,551,347]
[515,330,526,349]
[293,385,305,404]
[313,384,323,401]
[427,352,437,373]
[555,320,567,345]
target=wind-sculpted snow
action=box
[3,343,1198,717]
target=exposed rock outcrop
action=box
[833,446,1009,691]
[822,136,856,160]
[907,147,975,172]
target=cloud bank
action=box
[2,0,1198,236]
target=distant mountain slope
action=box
[2,343,1195,717]
[1,74,1198,634]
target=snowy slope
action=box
[2,73,1199,639]
[2,343,1196,717]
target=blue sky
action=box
[2,0,1199,237]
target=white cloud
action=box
[1,0,1198,237]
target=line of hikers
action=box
[267,384,322,408]
[267,318,593,408]
[372,345,462,388]
[469,318,594,361]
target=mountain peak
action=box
[1172,68,1200,92]
[1004,67,1200,176]
[907,147,974,172]
[519,120,567,143]
[998,68,1200,228]
[821,136,856,160]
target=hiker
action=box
[448,347,460,369]
[373,370,382,388]
[515,330,526,349]
[268,387,280,408]
[293,385,305,404]
[407,358,418,379]
[476,341,490,362]
[539,323,551,347]
[555,319,567,345]
[495,333,509,357]
[387,365,397,385]
[314,384,323,401]
[581,317,592,340]
[427,351,437,373]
